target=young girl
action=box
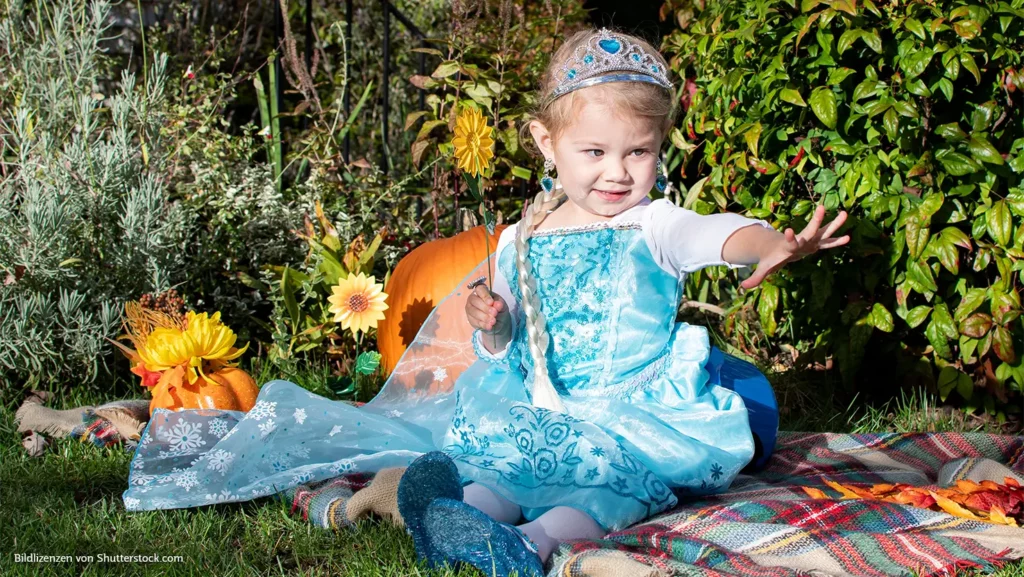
[123,27,846,576]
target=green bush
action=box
[0,0,195,388]
[661,0,1024,414]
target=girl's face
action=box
[531,93,662,222]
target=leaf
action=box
[510,166,533,180]
[780,88,807,107]
[415,119,447,143]
[327,375,356,398]
[832,0,857,16]
[920,193,944,217]
[838,29,861,54]
[905,212,930,259]
[408,75,438,90]
[987,200,1013,246]
[960,313,994,338]
[404,111,428,131]
[431,61,462,79]
[937,367,971,402]
[411,140,430,167]
[683,176,709,209]
[758,283,780,337]
[991,325,1016,363]
[926,319,953,359]
[936,150,981,176]
[828,67,856,85]
[953,20,982,40]
[968,135,1004,165]
[744,122,762,158]
[860,29,882,53]
[907,259,938,293]
[991,291,1021,325]
[893,101,918,118]
[955,289,988,323]
[866,303,895,332]
[21,431,48,457]
[464,173,483,202]
[281,267,301,328]
[941,227,971,250]
[905,18,927,39]
[354,351,382,375]
[903,49,934,78]
[960,53,981,84]
[884,108,900,140]
[906,305,932,328]
[933,302,958,339]
[809,87,838,129]
[929,235,960,274]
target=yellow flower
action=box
[181,311,248,384]
[137,327,192,373]
[327,272,389,335]
[451,106,495,177]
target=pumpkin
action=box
[146,365,260,414]
[378,224,507,375]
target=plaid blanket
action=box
[287,432,1024,576]
[550,432,1024,577]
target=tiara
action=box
[549,29,673,101]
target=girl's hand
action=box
[466,284,512,336]
[741,205,849,290]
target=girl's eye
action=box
[631,149,648,157]
[585,149,604,157]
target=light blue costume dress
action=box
[123,197,766,532]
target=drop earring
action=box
[541,157,556,194]
[655,157,668,194]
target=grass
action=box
[1,364,1021,576]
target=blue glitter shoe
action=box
[397,451,464,567]
[423,497,545,577]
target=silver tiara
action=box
[550,29,673,101]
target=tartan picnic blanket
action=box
[287,432,1024,577]
[550,432,1024,577]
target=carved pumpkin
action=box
[145,365,259,414]
[378,224,507,375]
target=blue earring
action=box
[655,158,668,193]
[541,157,556,194]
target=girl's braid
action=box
[514,184,568,412]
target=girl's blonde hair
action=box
[514,28,677,411]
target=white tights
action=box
[462,483,606,562]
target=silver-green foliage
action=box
[0,0,192,387]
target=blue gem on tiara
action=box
[598,38,622,54]
[549,29,673,100]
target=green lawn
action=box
[1,367,1021,576]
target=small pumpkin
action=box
[112,304,260,415]
[146,366,259,413]
[378,225,507,375]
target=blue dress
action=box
[123,199,760,532]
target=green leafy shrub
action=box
[0,0,194,388]
[661,0,1024,415]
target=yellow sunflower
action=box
[451,106,495,177]
[327,272,389,335]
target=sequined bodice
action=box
[500,223,682,394]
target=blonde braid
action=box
[515,184,568,412]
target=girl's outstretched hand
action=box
[740,205,849,290]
